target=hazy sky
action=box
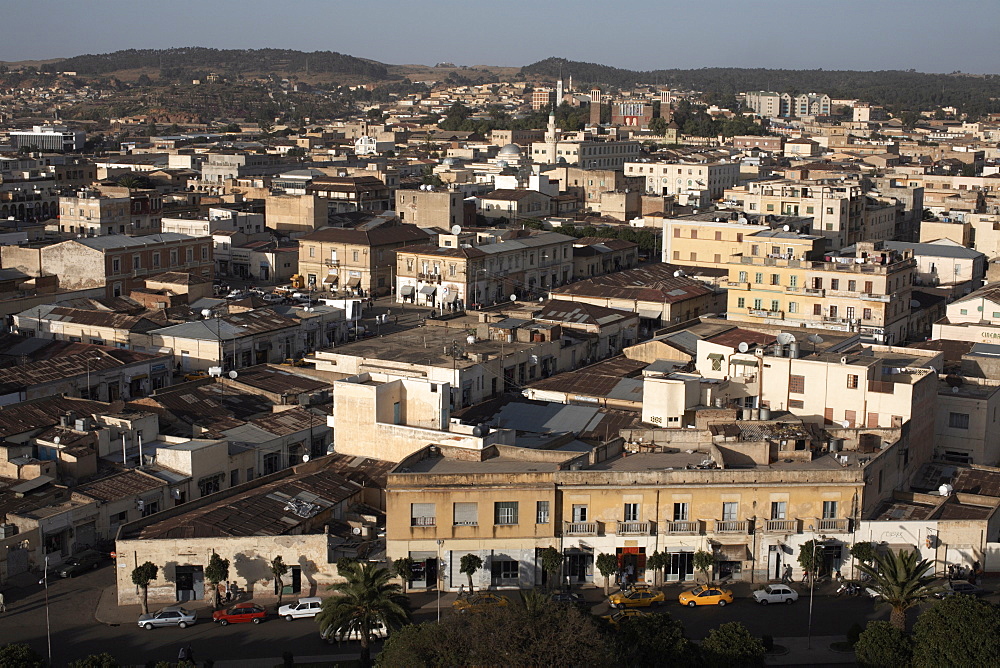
[3,0,997,74]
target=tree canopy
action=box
[912,595,1000,667]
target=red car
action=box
[212,602,267,625]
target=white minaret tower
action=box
[556,78,564,106]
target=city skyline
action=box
[2,0,999,75]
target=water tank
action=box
[788,341,800,359]
[759,407,771,420]
[750,408,760,420]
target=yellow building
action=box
[661,212,820,268]
[726,240,916,344]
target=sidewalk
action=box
[766,636,856,665]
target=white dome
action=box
[441,157,456,166]
[498,143,521,156]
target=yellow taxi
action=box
[678,584,735,607]
[451,592,510,614]
[183,371,208,382]
[281,358,310,367]
[608,587,666,609]
[601,608,645,627]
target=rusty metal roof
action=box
[76,469,166,503]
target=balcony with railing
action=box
[616,521,653,536]
[563,521,600,536]
[763,519,799,533]
[817,518,850,533]
[663,520,702,535]
[713,520,750,534]
[324,259,340,267]
[417,272,442,283]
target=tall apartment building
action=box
[306,176,392,214]
[530,138,642,170]
[743,92,831,118]
[726,240,916,344]
[624,160,740,200]
[57,186,163,237]
[531,88,555,111]
[726,180,866,249]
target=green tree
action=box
[610,611,697,666]
[646,550,666,586]
[596,552,619,594]
[519,588,550,616]
[223,123,242,133]
[336,556,357,574]
[459,553,483,592]
[797,539,824,583]
[700,622,766,667]
[854,621,913,668]
[392,556,415,594]
[858,549,937,631]
[271,555,289,604]
[649,116,669,135]
[69,653,121,668]
[912,594,1000,667]
[204,552,230,609]
[850,541,878,567]
[131,561,159,614]
[0,643,45,667]
[539,546,563,590]
[144,122,158,137]
[693,550,717,583]
[317,562,411,668]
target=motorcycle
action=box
[836,581,861,597]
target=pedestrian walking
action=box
[782,564,793,584]
[0,591,6,613]
[178,645,189,662]
[394,315,398,325]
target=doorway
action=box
[175,565,204,602]
[665,550,694,582]
[768,544,784,580]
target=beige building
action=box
[58,186,163,237]
[726,240,917,344]
[933,284,1000,344]
[624,160,740,200]
[935,378,1000,466]
[661,212,819,268]
[395,187,464,229]
[298,216,430,296]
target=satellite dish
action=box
[228,370,238,379]
[807,334,824,344]
[737,342,749,353]
[952,386,960,394]
[840,420,850,428]
[171,488,181,500]
[509,294,517,302]
[673,270,685,278]
[910,299,920,308]
[466,335,476,345]
[53,436,60,445]
[776,332,795,345]
[451,225,462,235]
[783,225,791,232]
[530,354,539,365]
[301,454,310,462]
[201,309,212,318]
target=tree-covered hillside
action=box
[41,47,389,79]
[521,57,1000,117]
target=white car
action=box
[278,596,323,621]
[752,584,799,605]
[262,293,284,304]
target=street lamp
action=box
[807,525,817,650]
[436,539,445,623]
[39,554,52,663]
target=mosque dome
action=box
[498,143,522,156]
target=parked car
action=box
[451,592,510,613]
[752,584,799,605]
[58,550,102,577]
[137,606,197,630]
[278,597,323,620]
[281,358,310,367]
[321,620,388,643]
[678,585,735,607]
[601,609,645,627]
[212,602,267,625]
[935,581,986,598]
[608,588,666,609]
[550,591,583,604]
[182,371,209,382]
[261,292,284,304]
[226,290,248,300]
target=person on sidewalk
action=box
[0,591,5,613]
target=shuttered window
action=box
[453,502,478,526]
[789,375,805,394]
[410,503,436,526]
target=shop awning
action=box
[731,358,759,367]
[323,274,339,284]
[419,285,437,295]
[707,353,725,361]
[714,544,751,561]
[445,292,459,302]
[346,277,361,288]
[637,309,662,319]
[400,285,415,296]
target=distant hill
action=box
[520,57,1000,116]
[41,47,389,80]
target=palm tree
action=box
[316,562,411,668]
[858,548,938,630]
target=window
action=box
[536,501,550,524]
[847,375,859,389]
[822,501,838,520]
[491,559,518,585]
[353,251,359,262]
[789,375,805,394]
[789,399,804,408]
[948,412,970,429]
[140,499,159,517]
[133,255,141,270]
[771,300,780,312]
[453,502,478,526]
[737,297,746,309]
[715,231,722,241]
[863,308,872,320]
[788,302,798,314]
[197,474,223,498]
[771,274,780,285]
[711,356,722,371]
[829,305,838,317]
[722,502,738,521]
[186,248,193,262]
[690,230,697,239]
[753,298,763,310]
[848,280,856,292]
[738,271,747,283]
[864,281,873,293]
[263,452,281,475]
[230,469,240,487]
[112,258,120,273]
[411,503,436,527]
[770,501,786,520]
[673,228,681,237]
[789,275,798,288]
[572,504,588,522]
[152,252,160,268]
[624,503,639,522]
[495,502,518,525]
[673,502,689,521]
[754,273,763,284]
